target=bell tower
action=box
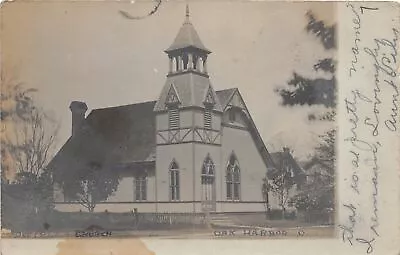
[153,5,222,212]
[165,5,211,76]
[153,4,222,140]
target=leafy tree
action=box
[61,161,120,212]
[267,168,295,216]
[276,10,336,218]
[262,148,303,219]
[290,129,335,215]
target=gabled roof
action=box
[218,88,276,172]
[50,101,156,182]
[153,72,223,112]
[215,88,236,109]
[165,8,210,53]
[268,151,306,185]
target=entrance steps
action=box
[208,213,237,228]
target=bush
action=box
[1,183,53,232]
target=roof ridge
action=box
[92,100,156,112]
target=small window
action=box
[134,175,147,201]
[168,107,180,129]
[204,108,212,129]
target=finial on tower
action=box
[186,4,190,18]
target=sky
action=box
[2,1,335,160]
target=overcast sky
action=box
[2,1,335,160]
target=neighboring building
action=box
[268,148,306,186]
[50,6,301,213]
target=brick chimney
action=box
[69,101,88,136]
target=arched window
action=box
[201,155,215,184]
[201,155,215,207]
[169,160,180,201]
[226,153,240,200]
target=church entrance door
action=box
[201,155,216,212]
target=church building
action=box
[50,6,302,213]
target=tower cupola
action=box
[165,5,211,76]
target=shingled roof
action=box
[50,101,156,182]
[85,101,156,164]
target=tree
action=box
[1,75,59,231]
[6,109,58,184]
[262,147,304,219]
[1,76,35,181]
[61,161,120,212]
[290,129,335,219]
[276,10,336,218]
[277,11,336,109]
[264,158,297,218]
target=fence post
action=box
[133,208,138,226]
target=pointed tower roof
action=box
[165,5,211,54]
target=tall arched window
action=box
[169,160,180,201]
[201,155,215,208]
[226,153,240,200]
